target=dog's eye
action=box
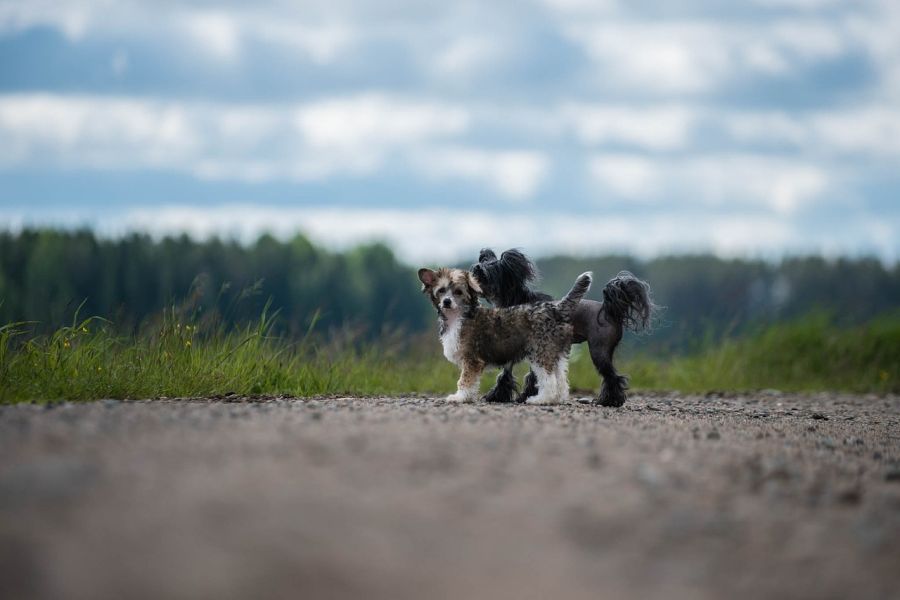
[453,289,463,296]
[436,287,446,295]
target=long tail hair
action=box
[601,271,656,332]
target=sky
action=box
[0,0,898,264]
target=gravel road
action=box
[1,392,899,600]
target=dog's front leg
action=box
[447,359,484,403]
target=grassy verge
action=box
[572,313,899,395]
[1,312,897,403]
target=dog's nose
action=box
[442,298,452,308]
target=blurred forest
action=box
[1,229,897,353]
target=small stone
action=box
[707,430,721,440]
[811,412,828,420]
[836,487,862,505]
[885,469,900,482]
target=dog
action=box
[418,266,592,405]
[471,249,655,407]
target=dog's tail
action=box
[557,272,593,318]
[600,271,656,332]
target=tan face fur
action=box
[418,268,482,312]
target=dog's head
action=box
[470,248,538,305]
[418,267,482,314]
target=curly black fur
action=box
[602,271,654,332]
[472,249,656,407]
[482,365,519,404]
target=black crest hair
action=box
[471,248,552,307]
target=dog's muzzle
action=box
[442,298,453,308]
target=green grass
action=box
[571,312,899,395]
[1,311,897,403]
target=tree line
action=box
[1,229,897,351]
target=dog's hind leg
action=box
[525,364,561,405]
[482,364,518,403]
[514,369,539,403]
[589,333,628,407]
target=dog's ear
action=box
[500,249,538,282]
[466,272,483,296]
[478,248,497,263]
[418,268,437,290]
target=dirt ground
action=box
[1,392,899,600]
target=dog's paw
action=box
[596,378,629,407]
[482,387,516,403]
[446,392,475,403]
[525,395,558,405]
[597,387,627,407]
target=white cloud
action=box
[432,37,504,79]
[415,146,550,201]
[183,11,241,62]
[587,155,660,200]
[810,108,900,157]
[294,94,468,148]
[0,93,471,182]
[4,203,894,264]
[251,20,355,65]
[751,0,841,9]
[0,1,359,66]
[0,0,94,40]
[724,106,900,158]
[536,0,619,16]
[560,104,695,150]
[562,17,856,95]
[769,20,847,59]
[0,95,200,167]
[565,22,728,93]
[588,154,829,214]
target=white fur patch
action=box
[446,388,477,403]
[526,356,571,405]
[556,355,570,404]
[440,313,462,366]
